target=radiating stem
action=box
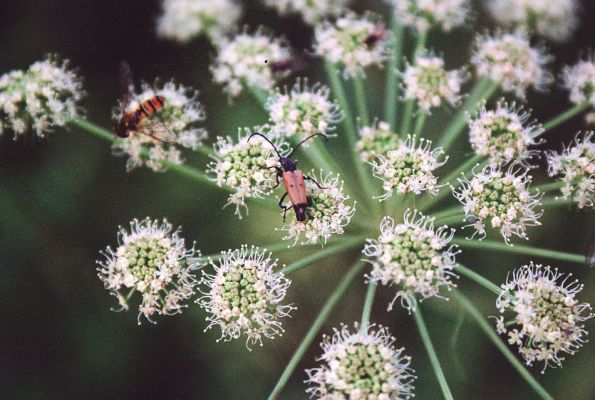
[360,281,377,326]
[534,181,564,193]
[385,16,404,129]
[452,292,554,400]
[268,260,367,400]
[399,33,427,136]
[454,264,502,296]
[353,75,369,126]
[413,305,455,400]
[541,197,572,207]
[413,112,427,136]
[247,84,268,106]
[282,236,364,275]
[541,102,590,132]
[434,213,464,226]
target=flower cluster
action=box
[468,100,543,166]
[266,80,343,142]
[495,262,593,372]
[388,0,469,33]
[306,323,416,399]
[546,131,594,209]
[485,0,579,42]
[156,0,242,43]
[197,245,294,349]
[472,32,551,99]
[112,79,207,172]
[453,164,542,243]
[314,12,387,77]
[356,120,399,162]
[562,54,595,124]
[211,30,291,98]
[97,218,200,324]
[280,171,355,246]
[0,55,84,139]
[402,55,464,112]
[261,0,348,25]
[363,211,458,312]
[371,135,447,200]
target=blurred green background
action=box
[1,1,594,399]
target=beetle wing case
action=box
[283,170,308,207]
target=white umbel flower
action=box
[471,32,551,99]
[561,54,595,124]
[495,262,593,372]
[207,128,281,217]
[371,135,448,200]
[363,210,459,312]
[305,323,416,399]
[197,245,294,349]
[111,80,207,172]
[402,55,464,112]
[546,131,594,209]
[266,80,343,142]
[261,0,348,25]
[485,0,579,42]
[210,30,291,98]
[314,12,387,77]
[281,171,355,246]
[0,55,84,139]
[356,120,399,162]
[156,0,241,43]
[468,100,543,166]
[387,0,470,33]
[97,218,201,324]
[452,164,542,244]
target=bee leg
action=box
[304,175,328,189]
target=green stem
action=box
[413,112,427,136]
[434,213,465,226]
[413,305,455,400]
[360,281,377,326]
[541,197,572,207]
[452,292,554,400]
[454,264,502,296]
[431,206,462,223]
[541,102,590,132]
[247,84,268,106]
[353,75,369,126]
[268,260,367,400]
[534,181,564,193]
[399,33,427,136]
[281,236,364,275]
[453,239,584,264]
[385,17,404,129]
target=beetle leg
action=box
[304,175,328,189]
[278,192,289,209]
[307,196,313,207]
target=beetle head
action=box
[280,157,297,171]
[114,120,129,138]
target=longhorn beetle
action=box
[248,133,327,222]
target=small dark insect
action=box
[587,233,595,268]
[114,60,176,144]
[248,132,327,222]
[264,55,307,74]
[364,23,386,48]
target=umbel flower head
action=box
[546,131,594,209]
[561,54,595,124]
[387,0,470,33]
[266,80,343,142]
[261,0,348,25]
[280,171,355,246]
[207,128,281,217]
[402,55,464,112]
[314,12,388,77]
[197,245,294,349]
[363,210,459,312]
[371,135,448,200]
[210,29,291,98]
[112,79,207,172]
[495,262,593,372]
[485,0,579,43]
[471,31,551,99]
[468,100,543,166]
[97,218,200,324]
[156,0,242,43]
[453,163,542,244]
[0,55,84,139]
[305,323,416,399]
[356,120,399,162]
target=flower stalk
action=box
[385,17,404,129]
[542,102,590,132]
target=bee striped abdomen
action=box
[135,96,165,123]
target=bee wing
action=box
[138,119,177,144]
[118,60,134,109]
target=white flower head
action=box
[266,79,343,142]
[363,210,459,313]
[210,29,291,98]
[452,163,543,244]
[305,323,416,399]
[561,53,595,119]
[356,120,399,162]
[97,218,201,324]
[207,128,283,218]
[281,171,355,246]
[197,245,294,349]
[111,79,207,172]
[495,262,593,372]
[156,0,242,43]
[402,55,465,112]
[0,55,84,139]
[261,0,349,25]
[314,12,388,77]
[468,100,544,166]
[471,31,552,99]
[371,135,448,200]
[387,0,470,33]
[485,0,579,42]
[546,131,594,209]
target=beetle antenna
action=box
[288,133,327,157]
[248,133,282,159]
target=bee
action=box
[264,55,307,74]
[113,61,176,143]
[364,23,386,48]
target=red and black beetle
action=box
[248,133,327,222]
